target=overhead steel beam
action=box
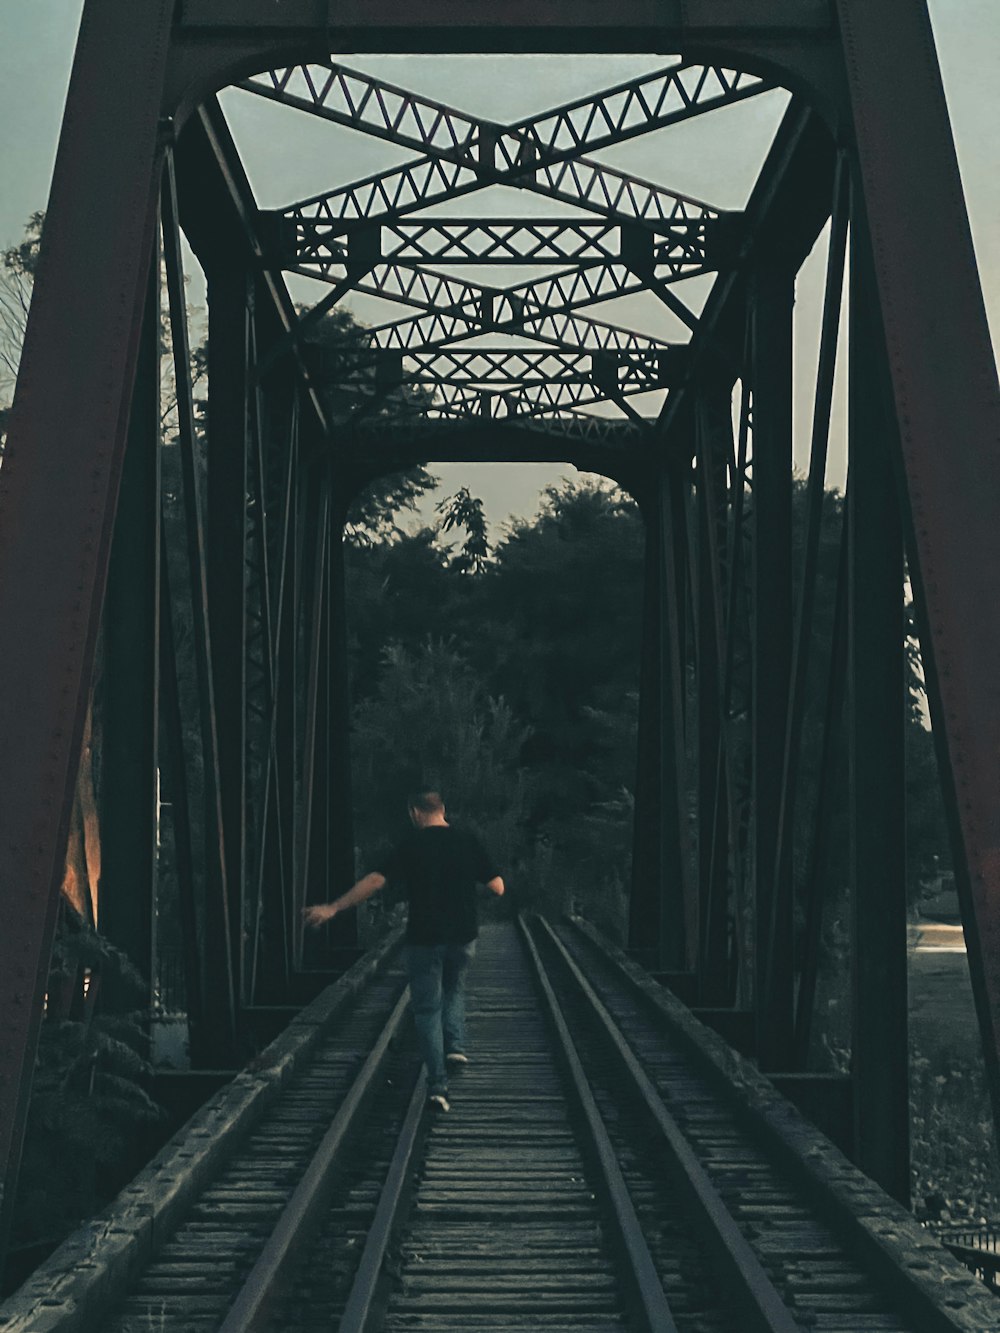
[177,0,834,48]
[347,266,680,355]
[310,346,683,389]
[352,413,648,455]
[282,217,707,279]
[286,151,718,245]
[241,60,771,174]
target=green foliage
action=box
[346,477,645,933]
[2,210,44,279]
[0,211,45,444]
[911,1046,1000,1225]
[13,910,163,1249]
[303,307,437,546]
[352,638,531,882]
[437,486,490,574]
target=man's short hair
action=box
[408,789,444,814]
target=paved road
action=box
[909,923,980,1060]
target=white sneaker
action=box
[429,1092,450,1112]
[446,1052,469,1065]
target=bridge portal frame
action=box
[1,0,998,1254]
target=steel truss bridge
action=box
[1,0,1000,1316]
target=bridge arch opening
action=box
[340,460,644,945]
[5,1,1000,1276]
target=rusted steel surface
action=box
[177,0,834,41]
[0,0,175,1245]
[835,0,1000,1138]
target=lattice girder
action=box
[276,215,709,279]
[240,61,771,172]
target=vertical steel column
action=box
[0,0,173,1253]
[207,262,250,1009]
[289,444,328,972]
[327,478,358,950]
[303,461,333,966]
[629,477,666,966]
[793,525,848,1066]
[835,0,1000,1143]
[629,454,694,973]
[99,246,161,1011]
[159,534,208,1062]
[751,263,794,1070]
[249,385,299,1003]
[162,156,236,1061]
[770,163,849,1068]
[848,211,908,1205]
[696,385,733,1004]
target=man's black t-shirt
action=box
[373,824,497,945]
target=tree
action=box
[303,306,437,547]
[11,904,162,1263]
[437,486,490,574]
[343,476,646,931]
[351,639,532,922]
[0,211,44,451]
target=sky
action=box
[1,0,998,532]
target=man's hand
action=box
[303,872,386,928]
[303,902,338,929]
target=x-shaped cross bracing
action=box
[238,59,764,426]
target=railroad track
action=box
[2,918,997,1331]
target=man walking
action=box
[304,790,504,1111]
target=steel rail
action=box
[517,916,681,1333]
[217,986,414,1332]
[533,915,803,1333]
[337,1070,429,1332]
[567,915,1000,1331]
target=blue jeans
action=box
[404,940,476,1095]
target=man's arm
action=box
[485,875,505,897]
[303,871,386,927]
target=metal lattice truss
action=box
[329,347,673,435]
[240,60,770,182]
[327,347,678,388]
[351,270,677,355]
[288,155,717,240]
[284,217,707,280]
[238,58,770,433]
